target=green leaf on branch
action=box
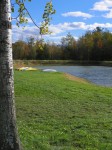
[14,0,56,37]
[40,1,56,35]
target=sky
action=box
[12,0,112,44]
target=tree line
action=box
[13,27,112,61]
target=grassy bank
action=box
[14,71,112,150]
[14,60,112,68]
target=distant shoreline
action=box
[13,60,112,68]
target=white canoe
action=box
[43,69,57,72]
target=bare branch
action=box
[24,5,40,29]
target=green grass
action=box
[14,71,112,150]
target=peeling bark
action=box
[0,0,22,149]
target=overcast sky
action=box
[12,0,112,43]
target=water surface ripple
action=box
[38,66,112,87]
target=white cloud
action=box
[12,21,91,42]
[44,35,66,44]
[62,11,93,19]
[46,35,66,40]
[12,22,112,42]
[49,22,87,35]
[52,22,87,31]
[45,35,78,41]
[44,35,79,45]
[50,22,112,32]
[91,1,109,11]
[91,0,112,18]
[12,25,40,42]
[103,10,112,18]
[91,0,112,11]
[86,22,112,30]
[49,25,63,35]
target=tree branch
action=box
[24,5,40,29]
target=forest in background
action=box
[13,27,112,61]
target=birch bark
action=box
[0,0,22,149]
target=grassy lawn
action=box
[14,70,112,150]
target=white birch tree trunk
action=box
[0,0,22,149]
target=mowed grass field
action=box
[14,70,112,150]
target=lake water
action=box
[38,66,112,87]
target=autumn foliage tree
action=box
[13,27,112,61]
